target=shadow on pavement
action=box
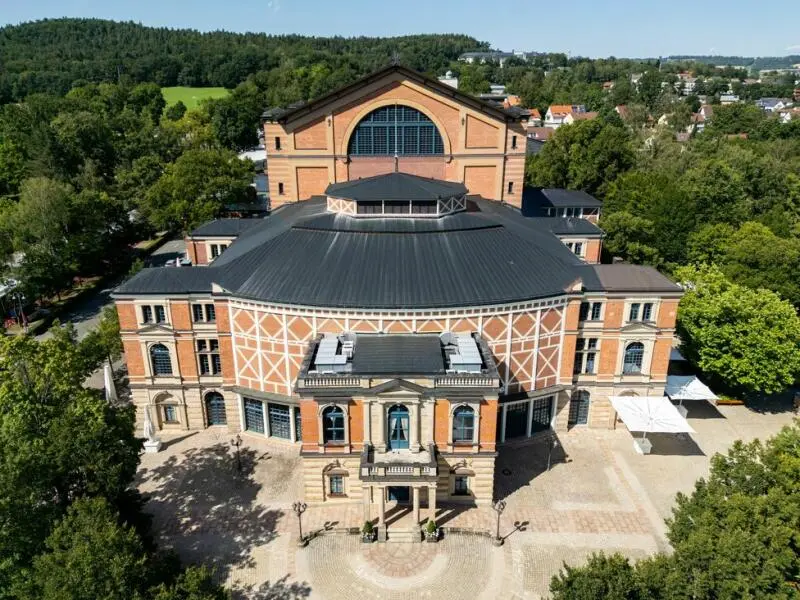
[493,432,567,500]
[231,575,312,600]
[138,442,283,583]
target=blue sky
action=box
[2,0,800,58]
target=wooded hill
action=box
[0,18,487,101]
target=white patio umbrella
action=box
[103,363,118,404]
[610,395,695,444]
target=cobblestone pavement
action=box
[136,405,796,599]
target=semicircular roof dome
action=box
[206,195,585,309]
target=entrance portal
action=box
[387,486,410,503]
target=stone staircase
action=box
[387,527,422,543]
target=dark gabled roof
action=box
[524,187,603,210]
[350,335,446,376]
[580,264,682,294]
[188,218,265,238]
[325,172,467,202]
[539,217,604,237]
[261,64,526,125]
[113,267,215,295]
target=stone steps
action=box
[387,527,422,543]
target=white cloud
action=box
[786,44,800,52]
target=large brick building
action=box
[113,65,681,536]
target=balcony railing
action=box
[298,376,361,388]
[434,374,498,388]
[359,443,438,479]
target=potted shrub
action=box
[361,520,375,543]
[424,519,439,542]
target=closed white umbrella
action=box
[103,363,118,404]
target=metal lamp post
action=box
[230,434,242,473]
[491,499,506,547]
[293,501,308,547]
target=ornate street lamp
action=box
[293,501,308,547]
[491,499,506,547]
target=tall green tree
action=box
[20,497,148,600]
[141,148,253,231]
[675,264,800,396]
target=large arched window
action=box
[623,342,644,374]
[452,406,475,443]
[348,105,444,156]
[387,404,410,450]
[150,344,172,376]
[322,406,345,443]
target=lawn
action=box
[161,86,230,109]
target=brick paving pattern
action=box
[136,404,796,599]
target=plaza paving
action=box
[136,403,797,599]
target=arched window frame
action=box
[448,401,481,449]
[204,391,227,427]
[623,342,645,374]
[452,405,476,443]
[149,343,173,376]
[317,403,349,448]
[347,105,445,156]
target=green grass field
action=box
[161,87,230,109]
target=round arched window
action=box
[348,106,444,156]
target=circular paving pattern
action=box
[299,534,501,600]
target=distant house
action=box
[523,187,603,223]
[525,108,542,127]
[630,73,643,86]
[778,108,800,123]
[719,93,740,105]
[614,105,630,120]
[458,51,532,67]
[688,105,714,134]
[526,127,555,141]
[562,111,599,126]
[545,104,586,128]
[756,98,791,112]
[438,70,458,89]
[602,81,615,91]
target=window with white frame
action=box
[150,344,172,376]
[623,342,644,374]
[452,406,476,443]
[454,475,469,495]
[629,302,654,322]
[197,339,221,375]
[579,301,602,322]
[565,241,584,256]
[162,404,179,423]
[192,303,216,323]
[209,244,228,259]
[642,302,654,322]
[573,338,598,374]
[141,304,166,324]
[322,406,346,443]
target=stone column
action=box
[428,484,437,522]
[378,487,386,526]
[409,403,420,453]
[289,405,297,443]
[362,400,371,444]
[362,486,371,523]
[412,486,420,525]
[375,403,386,451]
[500,404,508,443]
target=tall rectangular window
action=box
[205,304,216,322]
[511,135,518,149]
[579,302,590,322]
[508,181,514,194]
[329,475,344,496]
[642,303,654,322]
[192,304,204,322]
[629,303,641,321]
[142,305,153,324]
[591,302,602,320]
[454,475,469,495]
[197,339,221,375]
[154,305,166,323]
[278,182,284,195]
[274,137,281,150]
[573,338,598,374]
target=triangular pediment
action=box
[138,323,173,334]
[620,321,658,333]
[369,378,429,396]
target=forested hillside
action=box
[0,18,487,101]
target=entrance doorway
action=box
[387,486,410,503]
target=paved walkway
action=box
[136,404,797,599]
